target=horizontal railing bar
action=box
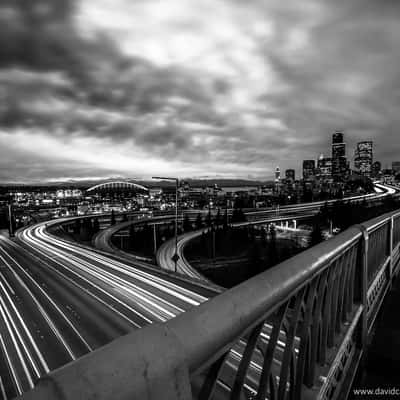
[317,305,363,399]
[362,211,397,233]
[367,256,390,300]
[165,227,363,376]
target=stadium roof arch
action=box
[86,181,149,193]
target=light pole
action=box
[153,223,157,256]
[226,198,230,227]
[8,202,14,237]
[152,176,179,273]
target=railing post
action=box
[389,216,394,279]
[357,225,369,353]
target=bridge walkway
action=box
[351,274,400,395]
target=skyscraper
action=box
[372,161,382,178]
[275,166,281,182]
[392,161,400,174]
[303,160,315,180]
[354,141,373,177]
[285,169,295,181]
[317,154,332,180]
[331,131,347,180]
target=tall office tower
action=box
[392,161,400,174]
[371,161,382,178]
[303,159,316,180]
[332,131,344,144]
[354,141,373,177]
[317,154,332,179]
[275,166,281,182]
[331,131,347,180]
[285,169,295,181]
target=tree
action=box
[183,213,191,232]
[195,213,203,229]
[206,208,212,227]
[231,208,239,223]
[223,208,229,230]
[310,217,324,246]
[111,210,116,225]
[383,195,397,213]
[231,208,246,223]
[81,218,93,240]
[73,219,81,234]
[214,208,222,226]
[268,224,278,265]
[319,202,331,227]
[238,208,247,222]
[143,223,152,253]
[249,242,263,275]
[269,224,276,242]
[93,218,100,234]
[129,224,136,248]
[260,226,267,244]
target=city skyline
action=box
[1,0,400,183]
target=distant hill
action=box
[0,177,273,190]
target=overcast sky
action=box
[1,0,399,182]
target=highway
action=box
[2,183,398,398]
[156,212,315,277]
[156,183,398,277]
[0,221,217,399]
[1,222,276,398]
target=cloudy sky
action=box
[1,0,399,182]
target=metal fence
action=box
[19,210,400,400]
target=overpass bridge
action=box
[155,212,315,277]
[13,206,400,400]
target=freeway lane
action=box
[20,224,211,311]
[0,235,141,398]
[0,220,218,399]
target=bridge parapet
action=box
[18,210,400,400]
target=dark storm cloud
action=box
[1,0,400,181]
[0,0,223,159]
[256,0,400,165]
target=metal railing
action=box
[18,210,400,400]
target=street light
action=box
[8,202,14,237]
[152,176,179,273]
[7,193,14,238]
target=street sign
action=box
[171,253,180,263]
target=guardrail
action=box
[18,209,400,400]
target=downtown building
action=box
[331,131,348,180]
[354,141,373,177]
[302,160,316,180]
[371,161,382,178]
[285,169,295,182]
[275,166,281,182]
[316,154,333,180]
[392,161,400,174]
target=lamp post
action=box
[152,176,179,273]
[8,202,14,237]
